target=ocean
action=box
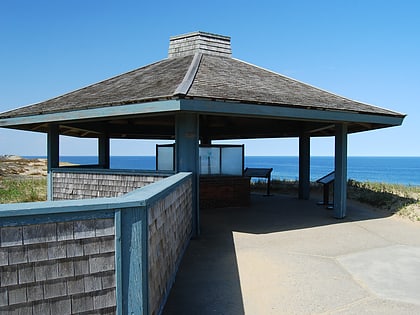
[27,156,420,186]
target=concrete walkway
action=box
[163,194,420,314]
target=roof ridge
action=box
[173,53,203,96]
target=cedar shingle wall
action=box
[148,177,192,315]
[0,218,116,314]
[200,176,250,208]
[52,171,166,200]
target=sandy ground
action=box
[0,155,75,178]
[0,155,48,177]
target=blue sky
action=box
[0,0,419,156]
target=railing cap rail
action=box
[0,172,192,218]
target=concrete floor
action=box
[163,193,420,315]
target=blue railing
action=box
[0,172,192,315]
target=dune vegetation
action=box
[252,179,420,221]
[0,155,48,203]
[1,156,419,221]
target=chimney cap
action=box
[168,31,232,58]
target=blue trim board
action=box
[180,99,404,126]
[0,98,403,129]
[53,167,174,177]
[0,209,114,227]
[0,100,181,127]
[115,210,123,315]
[123,172,192,206]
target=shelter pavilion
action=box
[0,31,406,314]
[0,31,405,236]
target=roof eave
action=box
[179,99,405,128]
[0,100,182,128]
[0,98,405,137]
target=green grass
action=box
[0,177,47,203]
[252,179,420,221]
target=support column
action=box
[47,124,59,200]
[334,123,348,218]
[299,132,310,200]
[175,113,200,237]
[99,134,110,169]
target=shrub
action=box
[251,178,420,221]
[0,178,47,203]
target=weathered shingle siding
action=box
[168,32,231,58]
[52,171,167,200]
[0,218,116,314]
[148,177,192,315]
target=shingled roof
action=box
[0,31,405,139]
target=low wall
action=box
[200,176,250,209]
[0,172,192,315]
[52,169,172,200]
[148,177,192,314]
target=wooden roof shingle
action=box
[0,55,193,118]
[0,52,402,120]
[187,55,401,116]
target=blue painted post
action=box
[115,207,148,314]
[99,134,110,169]
[299,132,310,200]
[175,113,199,237]
[115,210,123,315]
[334,123,348,218]
[47,124,59,200]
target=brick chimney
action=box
[168,31,231,58]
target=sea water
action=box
[245,156,420,186]
[27,156,420,186]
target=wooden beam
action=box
[308,124,335,134]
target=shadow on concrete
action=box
[162,193,392,314]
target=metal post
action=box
[323,183,330,205]
[334,124,348,218]
[266,175,271,196]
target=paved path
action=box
[163,194,420,314]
